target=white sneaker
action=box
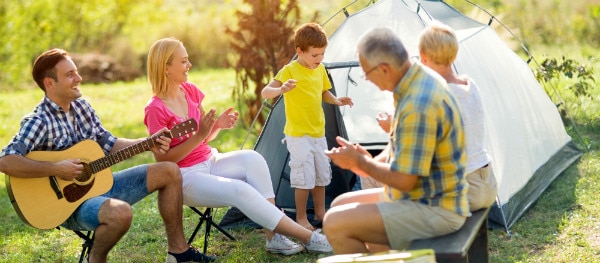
[304,229,333,253]
[266,233,305,255]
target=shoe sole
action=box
[305,247,333,253]
[267,247,305,256]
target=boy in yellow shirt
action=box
[262,22,353,230]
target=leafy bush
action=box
[536,56,596,100]
[534,55,596,127]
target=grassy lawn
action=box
[1,60,599,262]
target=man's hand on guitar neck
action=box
[150,127,172,155]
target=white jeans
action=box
[180,149,283,231]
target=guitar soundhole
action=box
[64,162,95,202]
[73,162,94,185]
[63,180,95,202]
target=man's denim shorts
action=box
[61,165,149,231]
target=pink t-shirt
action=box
[144,82,212,168]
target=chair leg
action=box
[73,230,94,263]
[187,207,236,254]
[203,211,211,255]
[188,207,208,244]
[208,216,236,241]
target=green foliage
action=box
[535,56,596,101]
[533,55,597,137]
[445,0,600,48]
[0,0,155,91]
[0,0,237,92]
[154,1,238,69]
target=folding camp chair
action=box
[187,207,236,254]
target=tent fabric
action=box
[237,0,581,230]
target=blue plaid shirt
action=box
[1,96,116,157]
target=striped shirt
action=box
[386,62,470,217]
[0,96,116,157]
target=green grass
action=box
[1,62,600,262]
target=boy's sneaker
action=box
[304,229,333,253]
[165,246,216,263]
[266,233,305,255]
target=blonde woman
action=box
[143,38,332,257]
[418,21,498,211]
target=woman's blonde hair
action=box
[147,37,183,96]
[418,21,458,66]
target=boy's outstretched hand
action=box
[336,96,354,107]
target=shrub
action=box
[535,56,596,123]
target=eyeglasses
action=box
[361,63,383,79]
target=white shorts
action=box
[285,135,331,189]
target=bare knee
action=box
[323,207,344,235]
[112,202,133,226]
[147,162,182,190]
[330,193,352,207]
[159,161,182,181]
[99,199,133,229]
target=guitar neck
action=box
[89,132,169,173]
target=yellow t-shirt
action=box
[274,61,332,137]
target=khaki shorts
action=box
[467,163,498,211]
[377,197,466,250]
[285,135,331,189]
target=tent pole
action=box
[240,99,269,150]
[495,195,512,237]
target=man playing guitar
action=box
[0,48,214,263]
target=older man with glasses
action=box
[322,27,470,254]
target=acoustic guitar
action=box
[5,118,197,230]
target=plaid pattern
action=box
[386,63,470,217]
[1,96,116,157]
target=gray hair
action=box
[356,27,409,68]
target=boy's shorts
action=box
[285,135,331,189]
[61,165,150,231]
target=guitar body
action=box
[6,140,114,230]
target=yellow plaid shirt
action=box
[386,62,470,217]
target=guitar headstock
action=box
[167,118,198,139]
